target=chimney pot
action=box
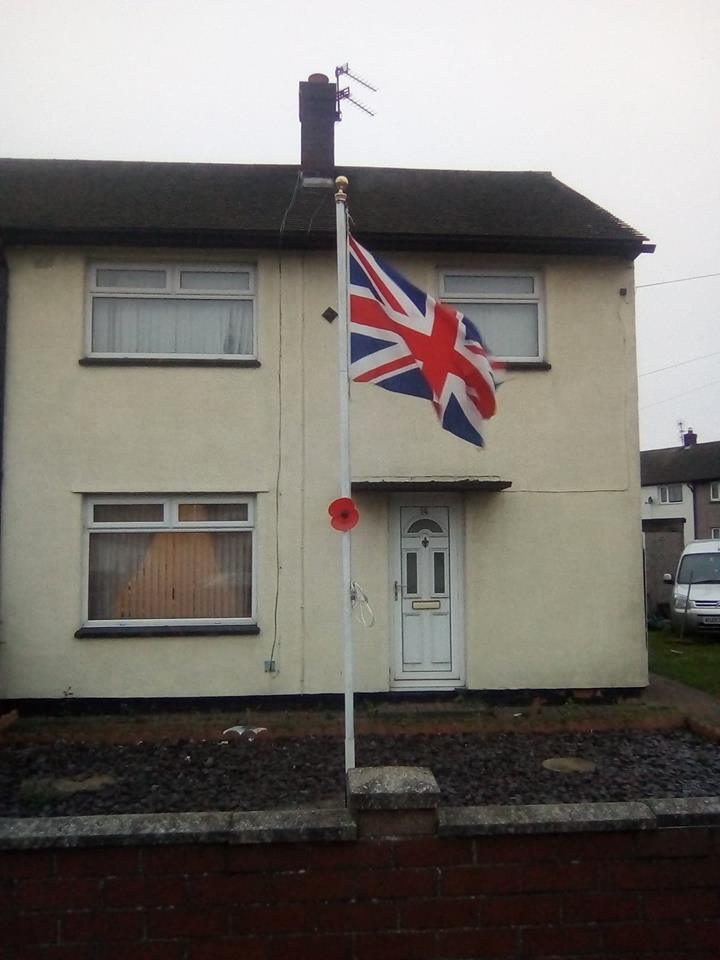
[299,73,337,178]
[683,429,698,447]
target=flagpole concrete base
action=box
[346,765,441,837]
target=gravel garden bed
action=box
[2,728,720,818]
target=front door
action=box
[391,500,464,688]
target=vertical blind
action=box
[88,531,253,620]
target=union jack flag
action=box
[349,236,502,446]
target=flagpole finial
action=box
[335,175,349,201]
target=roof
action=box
[641,441,720,485]
[0,158,650,255]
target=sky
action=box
[1,0,718,451]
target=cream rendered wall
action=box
[464,491,647,689]
[301,250,647,691]
[1,247,303,699]
[0,245,647,698]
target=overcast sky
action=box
[1,0,718,451]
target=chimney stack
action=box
[299,73,337,178]
[683,428,698,447]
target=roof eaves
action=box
[0,228,653,257]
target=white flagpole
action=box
[334,175,355,773]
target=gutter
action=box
[0,228,652,259]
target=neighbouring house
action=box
[0,74,652,705]
[641,431,720,616]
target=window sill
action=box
[503,361,552,371]
[79,357,261,368]
[75,624,260,639]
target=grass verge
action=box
[648,628,720,697]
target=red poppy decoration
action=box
[328,497,359,532]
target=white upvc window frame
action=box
[658,484,683,504]
[710,482,720,502]
[438,268,545,363]
[83,494,257,628]
[86,262,257,360]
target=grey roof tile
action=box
[0,158,647,253]
[641,441,720,485]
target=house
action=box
[641,432,720,615]
[0,74,652,705]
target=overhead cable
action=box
[640,376,720,409]
[639,348,720,377]
[636,271,720,289]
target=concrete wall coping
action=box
[2,791,719,850]
[440,801,655,836]
[642,796,720,827]
[0,808,356,850]
[440,796,720,835]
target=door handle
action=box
[394,580,402,600]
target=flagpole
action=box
[334,175,355,773]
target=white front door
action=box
[391,499,464,688]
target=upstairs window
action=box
[440,271,544,362]
[711,482,720,501]
[85,496,255,626]
[87,263,256,359]
[712,528,720,539]
[659,484,683,504]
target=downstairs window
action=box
[84,496,255,626]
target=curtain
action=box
[457,301,539,358]
[88,531,253,620]
[92,298,253,355]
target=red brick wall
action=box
[2,828,720,959]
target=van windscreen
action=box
[677,553,720,584]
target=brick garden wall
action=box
[2,825,720,960]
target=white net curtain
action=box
[92,298,254,355]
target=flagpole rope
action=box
[351,580,375,628]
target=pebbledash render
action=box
[0,74,653,704]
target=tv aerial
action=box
[335,64,377,119]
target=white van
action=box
[665,539,720,635]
